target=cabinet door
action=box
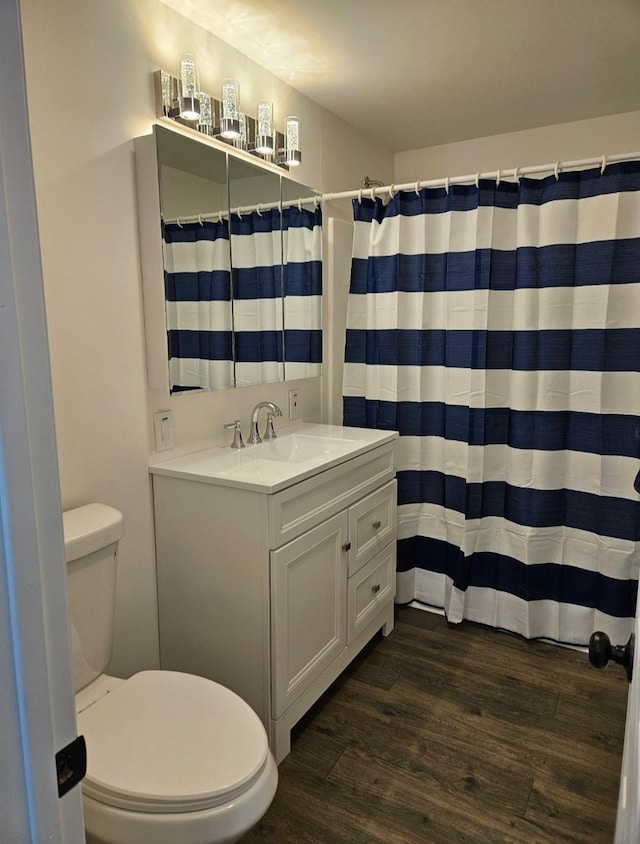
[271,511,348,718]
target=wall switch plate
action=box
[288,389,301,420]
[153,410,174,451]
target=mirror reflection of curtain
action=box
[282,205,322,379]
[162,220,233,392]
[344,162,640,646]
[231,208,284,387]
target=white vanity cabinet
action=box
[151,426,397,762]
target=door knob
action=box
[588,631,634,683]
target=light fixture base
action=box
[285,149,302,167]
[179,95,200,121]
[219,117,240,140]
[255,134,274,154]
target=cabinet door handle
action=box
[342,542,352,552]
[372,520,382,530]
[371,583,381,594]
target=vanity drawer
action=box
[268,443,395,548]
[348,480,397,576]
[347,543,396,645]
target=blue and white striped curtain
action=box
[343,163,640,646]
[162,219,233,392]
[231,208,284,387]
[283,205,323,379]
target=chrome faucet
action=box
[223,419,245,449]
[248,401,283,444]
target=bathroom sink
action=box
[150,423,398,493]
[256,434,356,464]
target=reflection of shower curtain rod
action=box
[163,194,321,226]
[324,150,640,202]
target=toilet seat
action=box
[77,670,270,814]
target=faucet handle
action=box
[223,420,245,449]
[264,412,278,440]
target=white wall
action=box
[395,110,640,182]
[19,0,393,678]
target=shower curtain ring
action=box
[414,181,421,195]
[554,162,560,181]
[389,184,396,199]
[218,211,223,224]
[444,176,450,194]
[237,207,243,219]
[177,217,183,228]
[496,169,501,186]
[513,166,520,183]
[475,173,480,189]
[298,198,302,212]
[198,214,203,225]
[256,203,262,217]
[601,154,607,175]
[358,189,363,203]
[370,188,376,201]
[315,195,320,209]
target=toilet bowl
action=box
[64,503,277,844]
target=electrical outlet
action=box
[288,389,301,420]
[153,410,174,451]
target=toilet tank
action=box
[63,504,124,693]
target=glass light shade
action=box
[233,112,247,149]
[198,92,213,133]
[179,55,200,120]
[160,70,173,116]
[284,115,302,166]
[220,78,240,139]
[255,100,274,153]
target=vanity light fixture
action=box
[179,55,200,121]
[283,116,302,167]
[255,100,274,154]
[219,78,240,139]
[155,71,301,170]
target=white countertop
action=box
[150,423,398,493]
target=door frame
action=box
[0,1,83,840]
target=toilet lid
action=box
[77,671,270,813]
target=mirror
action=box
[146,124,322,394]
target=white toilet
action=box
[63,503,277,844]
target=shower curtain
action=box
[343,162,640,645]
[162,219,233,392]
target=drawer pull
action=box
[342,542,352,552]
[372,520,382,530]
[371,583,381,594]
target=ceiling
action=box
[161,0,640,153]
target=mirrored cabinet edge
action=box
[134,120,323,395]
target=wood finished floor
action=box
[241,605,628,844]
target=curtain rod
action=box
[321,150,640,203]
[163,150,640,225]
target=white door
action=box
[0,1,83,840]
[615,609,640,842]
